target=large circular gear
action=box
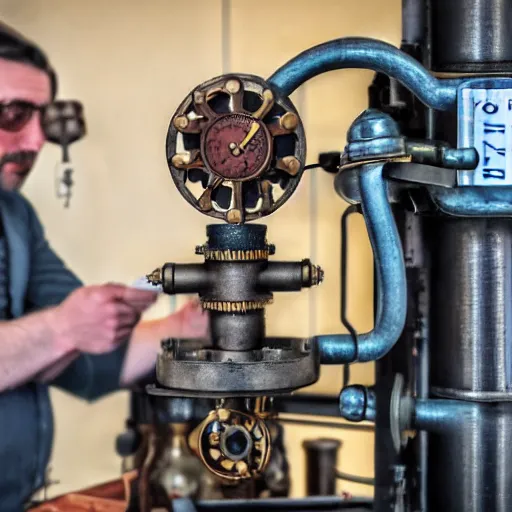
[166,74,306,224]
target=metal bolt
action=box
[161,338,175,351]
[173,115,189,130]
[281,156,301,176]
[146,267,163,285]
[225,79,241,94]
[171,152,191,168]
[194,91,205,104]
[280,112,299,131]
[227,209,243,224]
[301,260,324,287]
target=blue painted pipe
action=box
[414,399,479,434]
[338,391,480,434]
[316,164,407,363]
[339,385,376,422]
[429,186,512,217]
[267,37,459,111]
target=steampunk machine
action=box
[34,0,512,510]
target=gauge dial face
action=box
[202,113,271,181]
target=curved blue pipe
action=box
[267,37,458,111]
[316,164,407,363]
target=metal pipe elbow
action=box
[267,37,458,110]
[316,164,407,364]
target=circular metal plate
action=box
[154,337,319,397]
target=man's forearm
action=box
[120,316,181,386]
[0,308,73,392]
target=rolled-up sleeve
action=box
[23,196,127,401]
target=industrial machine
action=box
[32,1,512,511]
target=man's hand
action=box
[172,300,209,339]
[119,298,208,386]
[49,284,158,354]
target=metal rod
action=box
[278,417,374,432]
[335,470,375,487]
[274,393,341,417]
[340,206,361,382]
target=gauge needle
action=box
[239,122,260,150]
[229,122,260,156]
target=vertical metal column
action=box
[427,219,512,511]
[426,2,512,510]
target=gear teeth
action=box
[201,248,270,261]
[201,299,273,312]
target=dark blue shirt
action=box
[0,230,41,508]
[0,191,128,511]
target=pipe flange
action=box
[390,373,415,453]
[390,373,405,453]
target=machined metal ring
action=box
[155,337,319,397]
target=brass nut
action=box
[235,461,249,477]
[312,265,324,285]
[227,209,243,224]
[171,153,191,168]
[225,79,241,94]
[210,448,221,461]
[194,91,205,104]
[221,459,235,471]
[173,115,189,130]
[285,156,300,175]
[280,112,298,131]
[146,267,162,285]
[218,409,231,422]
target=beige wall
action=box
[0,0,400,499]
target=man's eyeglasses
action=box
[0,100,48,133]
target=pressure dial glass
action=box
[202,113,271,181]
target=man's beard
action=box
[0,150,37,172]
[0,151,37,190]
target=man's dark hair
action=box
[0,22,57,97]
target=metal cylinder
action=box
[205,261,269,302]
[430,0,512,73]
[162,263,209,294]
[426,402,512,511]
[210,310,265,351]
[258,262,305,291]
[302,438,341,496]
[429,218,512,394]
[402,0,425,46]
[206,224,269,251]
[426,218,512,511]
